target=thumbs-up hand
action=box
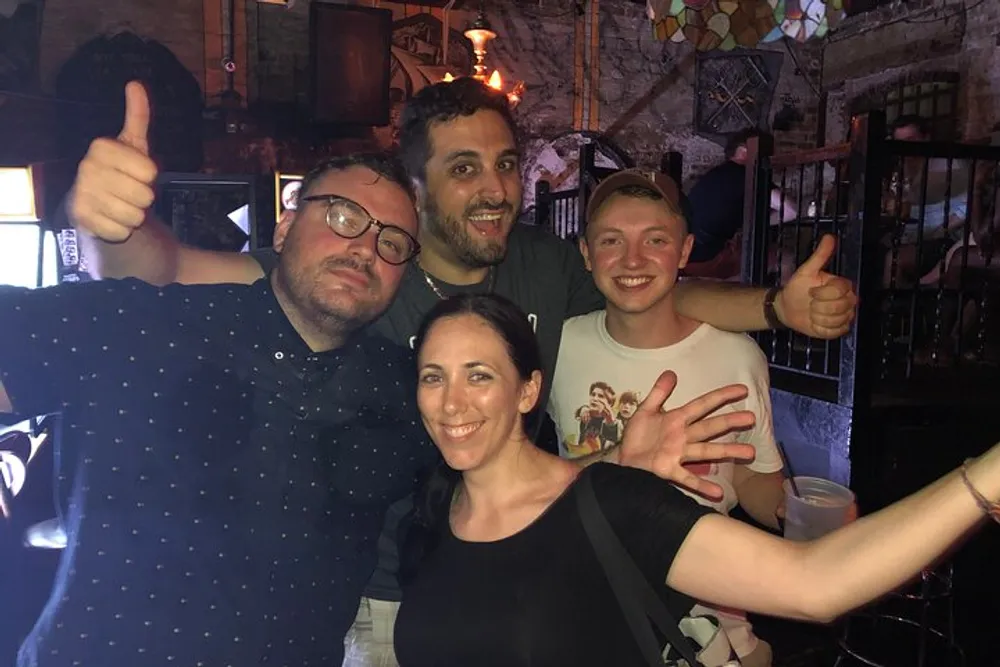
[118,80,151,155]
[774,234,858,339]
[68,81,158,243]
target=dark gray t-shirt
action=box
[252,223,606,600]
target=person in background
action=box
[62,78,857,667]
[395,291,1000,667]
[890,114,934,143]
[886,115,1000,363]
[684,128,798,281]
[548,170,785,666]
[884,114,971,287]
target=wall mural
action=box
[648,0,845,51]
[377,3,574,142]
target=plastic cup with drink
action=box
[782,476,856,541]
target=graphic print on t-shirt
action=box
[564,380,634,457]
[549,312,785,511]
[562,378,713,476]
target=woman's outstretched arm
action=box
[666,442,1000,623]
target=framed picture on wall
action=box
[309,3,392,125]
[275,172,304,219]
[693,50,783,144]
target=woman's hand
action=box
[618,370,756,500]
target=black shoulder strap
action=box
[575,468,703,667]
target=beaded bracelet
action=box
[960,459,1000,524]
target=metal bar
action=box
[793,162,807,368]
[770,142,852,168]
[768,364,837,380]
[889,140,1000,161]
[904,156,931,379]
[954,158,978,362]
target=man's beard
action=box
[277,252,384,336]
[423,197,512,269]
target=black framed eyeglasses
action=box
[300,195,420,265]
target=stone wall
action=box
[249,0,821,184]
[594,0,822,182]
[3,0,822,180]
[822,0,1000,144]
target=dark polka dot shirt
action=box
[0,277,434,667]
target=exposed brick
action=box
[593,10,821,182]
[27,0,999,192]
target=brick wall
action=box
[16,0,999,180]
[247,0,819,184]
[590,0,821,182]
[822,0,1000,144]
[6,0,823,179]
[1,0,205,164]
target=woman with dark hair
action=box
[394,294,1000,667]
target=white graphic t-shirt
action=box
[549,311,782,511]
[547,311,783,658]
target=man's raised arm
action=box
[674,234,858,340]
[71,81,262,287]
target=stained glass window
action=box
[649,0,845,50]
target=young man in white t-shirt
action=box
[547,170,784,667]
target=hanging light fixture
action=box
[442,8,524,109]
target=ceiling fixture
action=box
[443,8,524,109]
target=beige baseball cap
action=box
[584,169,687,228]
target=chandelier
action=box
[443,9,525,109]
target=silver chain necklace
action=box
[418,260,496,300]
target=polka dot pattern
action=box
[0,278,434,667]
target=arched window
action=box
[848,72,960,141]
[884,74,960,141]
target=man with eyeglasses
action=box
[0,151,438,666]
[59,78,858,666]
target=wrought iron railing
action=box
[743,112,999,408]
